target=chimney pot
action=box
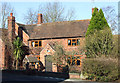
[10,13,13,16]
[92,8,98,14]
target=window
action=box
[31,40,42,47]
[37,56,40,61]
[31,62,36,66]
[68,39,80,46]
[76,60,80,65]
[47,50,50,52]
[67,56,81,66]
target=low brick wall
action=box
[69,73,80,79]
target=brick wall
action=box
[15,23,19,35]
[40,44,55,69]
[28,37,85,72]
[0,39,5,69]
[29,37,85,52]
[22,30,29,46]
[15,23,29,46]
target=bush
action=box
[69,65,81,73]
[85,28,113,58]
[82,57,118,82]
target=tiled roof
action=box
[17,19,90,40]
[27,56,39,62]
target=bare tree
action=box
[24,8,38,24]
[102,6,118,34]
[0,2,15,28]
[23,2,76,24]
[0,3,16,69]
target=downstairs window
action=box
[67,56,81,66]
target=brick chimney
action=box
[8,13,15,41]
[37,14,42,24]
[92,8,98,14]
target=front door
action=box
[45,55,52,72]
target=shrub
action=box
[82,57,118,82]
[85,28,113,58]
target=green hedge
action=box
[82,57,118,82]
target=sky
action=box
[0,0,119,34]
[1,0,118,24]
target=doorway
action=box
[45,55,52,72]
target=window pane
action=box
[72,43,76,46]
[39,41,41,46]
[35,41,38,43]
[77,57,80,59]
[31,42,34,47]
[32,62,35,66]
[72,39,76,42]
[77,60,80,65]
[72,60,75,65]
[68,39,71,45]
[35,44,38,47]
[77,39,80,45]
[47,50,50,52]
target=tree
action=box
[48,43,66,65]
[98,9,109,29]
[85,28,113,58]
[0,2,15,28]
[86,7,109,36]
[24,2,76,24]
[46,42,69,72]
[1,28,14,69]
[85,8,113,57]
[13,37,24,70]
[23,8,37,24]
[102,6,118,34]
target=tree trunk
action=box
[16,60,18,70]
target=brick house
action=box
[0,8,97,71]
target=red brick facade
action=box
[0,12,87,71]
[0,39,5,69]
[27,37,85,72]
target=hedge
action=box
[82,57,118,82]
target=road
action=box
[1,72,89,83]
[1,72,65,82]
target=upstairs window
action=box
[68,39,80,46]
[31,40,42,47]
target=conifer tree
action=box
[85,7,113,57]
[86,7,110,36]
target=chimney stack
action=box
[37,14,42,24]
[92,8,98,14]
[8,13,15,41]
[10,13,13,16]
